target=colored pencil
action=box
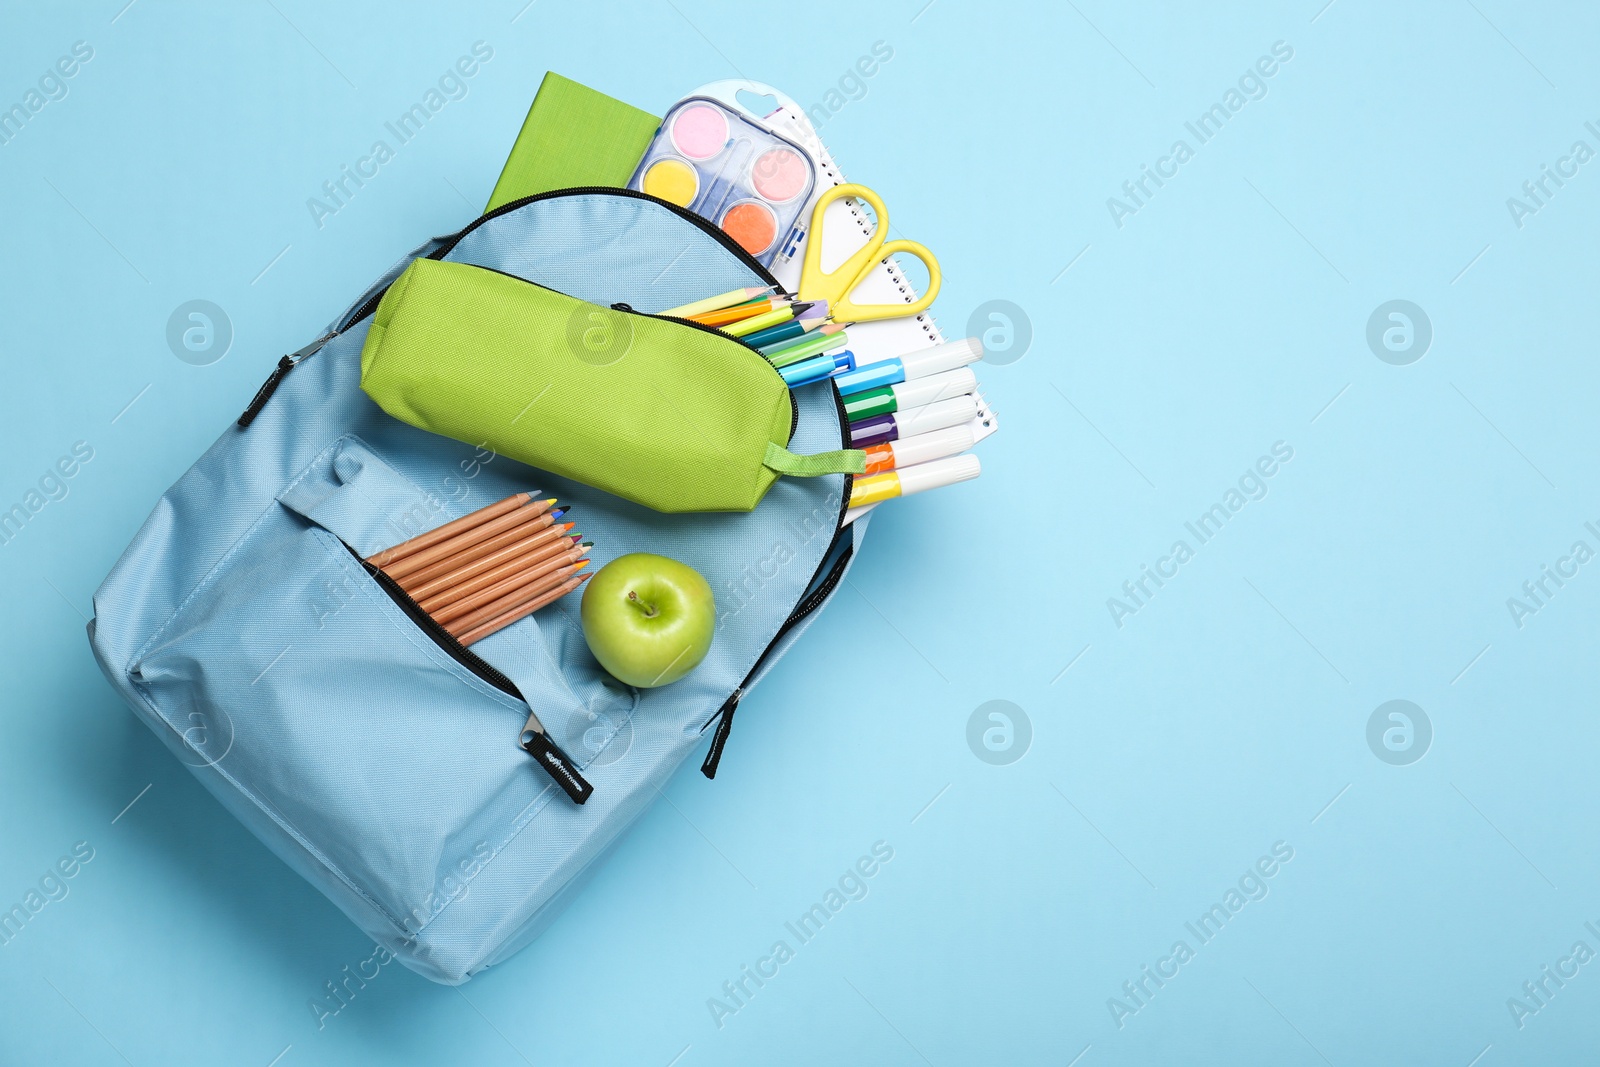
[689,297,790,327]
[724,304,800,338]
[766,329,849,369]
[394,512,567,591]
[433,550,591,627]
[365,493,531,568]
[447,563,586,637]
[459,573,591,645]
[363,493,596,649]
[383,498,558,581]
[752,317,841,354]
[744,310,829,350]
[407,522,579,604]
[416,534,586,612]
[661,286,774,319]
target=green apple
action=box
[581,553,715,687]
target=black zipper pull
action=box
[237,333,334,428]
[610,302,634,312]
[521,712,593,804]
[701,688,743,779]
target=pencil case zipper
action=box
[239,185,786,427]
[608,302,799,443]
[340,541,593,805]
[396,260,800,442]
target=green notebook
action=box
[485,72,661,212]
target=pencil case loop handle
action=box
[763,441,865,478]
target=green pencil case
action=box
[359,258,863,513]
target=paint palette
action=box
[628,97,817,266]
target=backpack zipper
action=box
[238,186,783,427]
[236,332,336,428]
[344,543,593,805]
[343,186,782,334]
[700,381,855,778]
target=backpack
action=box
[87,188,865,984]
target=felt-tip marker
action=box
[848,454,982,508]
[833,336,982,396]
[843,367,976,422]
[780,349,856,389]
[861,424,977,474]
[848,395,980,447]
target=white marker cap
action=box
[889,367,977,410]
[897,337,983,381]
[895,453,982,497]
[887,424,978,468]
[894,394,980,437]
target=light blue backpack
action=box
[87,189,865,984]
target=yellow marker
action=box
[848,454,980,508]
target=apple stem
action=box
[627,589,660,619]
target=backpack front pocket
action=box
[125,436,628,940]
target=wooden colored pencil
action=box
[384,500,558,582]
[415,534,583,612]
[689,297,788,327]
[395,514,567,592]
[365,493,531,568]
[661,285,774,319]
[744,311,834,351]
[459,573,591,645]
[430,545,591,625]
[723,304,798,338]
[446,563,587,637]
[407,523,577,605]
[765,328,849,368]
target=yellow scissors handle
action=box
[798,183,942,324]
[834,238,940,323]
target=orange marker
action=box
[860,425,977,474]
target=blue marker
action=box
[781,349,856,389]
[833,337,982,397]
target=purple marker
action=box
[848,395,980,447]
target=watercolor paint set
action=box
[628,96,818,265]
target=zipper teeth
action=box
[699,379,855,734]
[345,543,524,702]
[776,543,853,645]
[628,309,801,443]
[342,186,782,331]
[453,186,781,284]
[393,259,801,443]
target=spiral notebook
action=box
[750,92,997,524]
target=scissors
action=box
[797,183,941,323]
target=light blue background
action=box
[2,1,1596,1063]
